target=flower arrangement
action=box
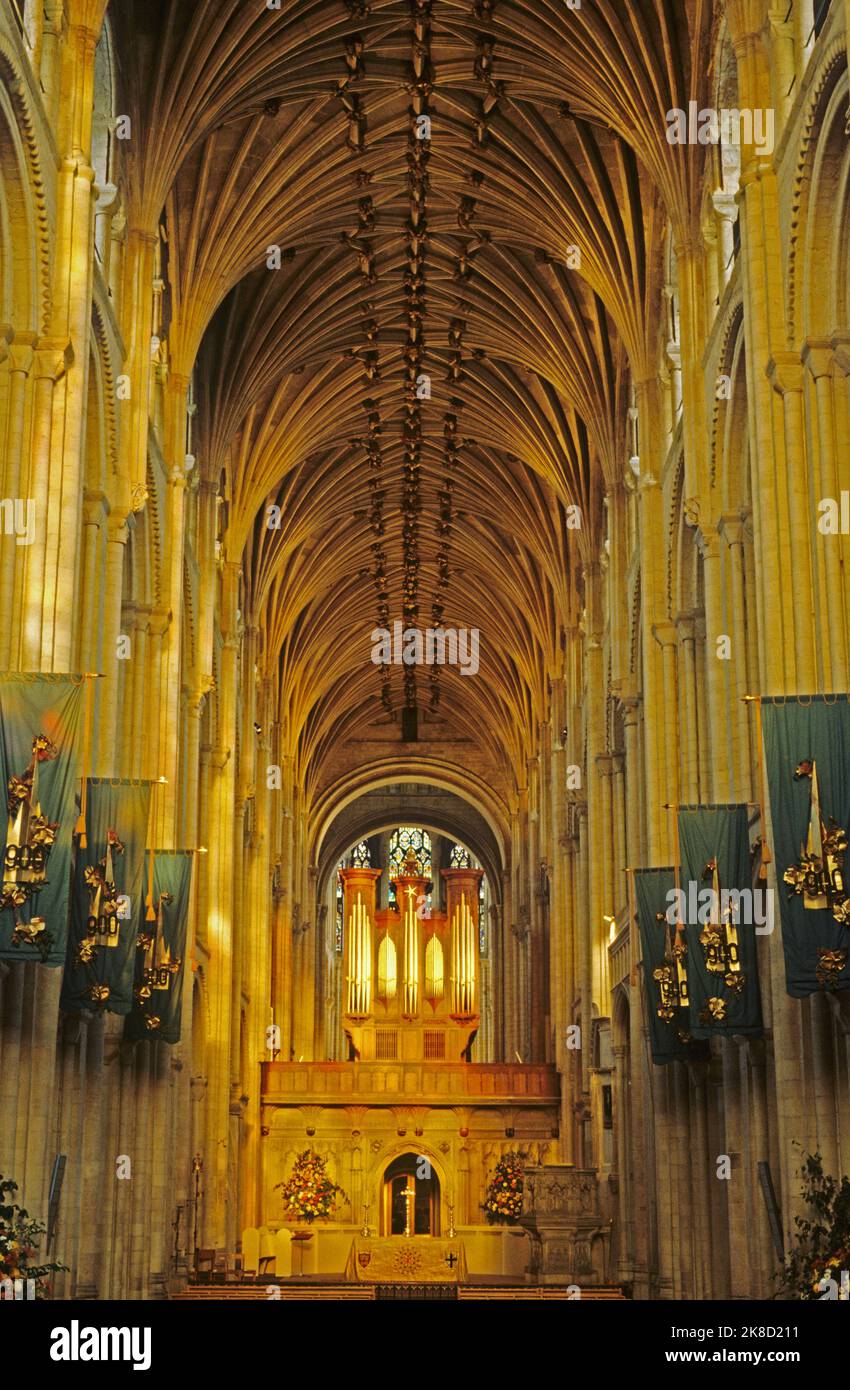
[483,1151,525,1224]
[779,1151,850,1299]
[0,1174,66,1298]
[275,1150,346,1224]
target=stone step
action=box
[173,1282,628,1301]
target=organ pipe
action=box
[402,884,420,1017]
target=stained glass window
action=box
[336,842,370,949]
[387,827,431,908]
[389,826,431,877]
[449,843,486,952]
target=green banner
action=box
[125,850,193,1044]
[61,779,152,1014]
[761,696,850,997]
[0,675,84,965]
[634,867,707,1065]
[677,805,763,1038]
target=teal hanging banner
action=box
[634,867,706,1065]
[0,675,85,965]
[761,696,850,996]
[676,804,763,1038]
[61,779,152,1014]
[125,850,193,1044]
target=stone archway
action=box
[380,1152,442,1237]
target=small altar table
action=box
[345,1237,467,1283]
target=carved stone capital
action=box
[801,340,835,382]
[718,512,746,547]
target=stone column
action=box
[22,966,63,1215]
[514,790,530,1061]
[77,1016,129,1298]
[766,353,817,689]
[576,805,591,1161]
[652,621,680,822]
[147,1045,173,1298]
[166,1050,192,1289]
[187,1076,208,1271]
[0,964,25,1178]
[128,1043,153,1298]
[688,1062,713,1298]
[12,967,38,1187]
[39,0,64,123]
[21,344,69,669]
[50,1014,88,1297]
[595,753,614,1001]
[766,3,797,129]
[612,1041,633,1284]
[611,750,626,912]
[203,562,240,1249]
[583,567,607,1011]
[122,604,151,779]
[96,513,129,775]
[745,1038,778,1296]
[499,866,512,1060]
[74,491,106,673]
[720,1041,748,1296]
[121,229,158,501]
[155,456,190,842]
[47,70,97,670]
[650,1064,675,1297]
[620,693,643,866]
[634,405,676,864]
[718,513,753,800]
[0,339,35,670]
[549,693,570,1157]
[712,191,738,293]
[675,612,700,803]
[803,342,849,690]
[527,755,544,1060]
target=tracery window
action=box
[387,827,431,908]
[449,842,487,950]
[389,826,431,877]
[352,840,371,867]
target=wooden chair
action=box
[193,1248,215,1284]
[258,1225,275,1279]
[273,1226,292,1279]
[241,1228,260,1282]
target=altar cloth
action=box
[345,1237,467,1283]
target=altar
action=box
[345,1237,467,1284]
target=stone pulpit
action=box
[518,1167,610,1286]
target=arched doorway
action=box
[381,1154,441,1236]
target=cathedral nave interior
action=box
[0,0,849,1308]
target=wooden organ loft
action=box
[257,843,601,1285]
[339,849,483,1063]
